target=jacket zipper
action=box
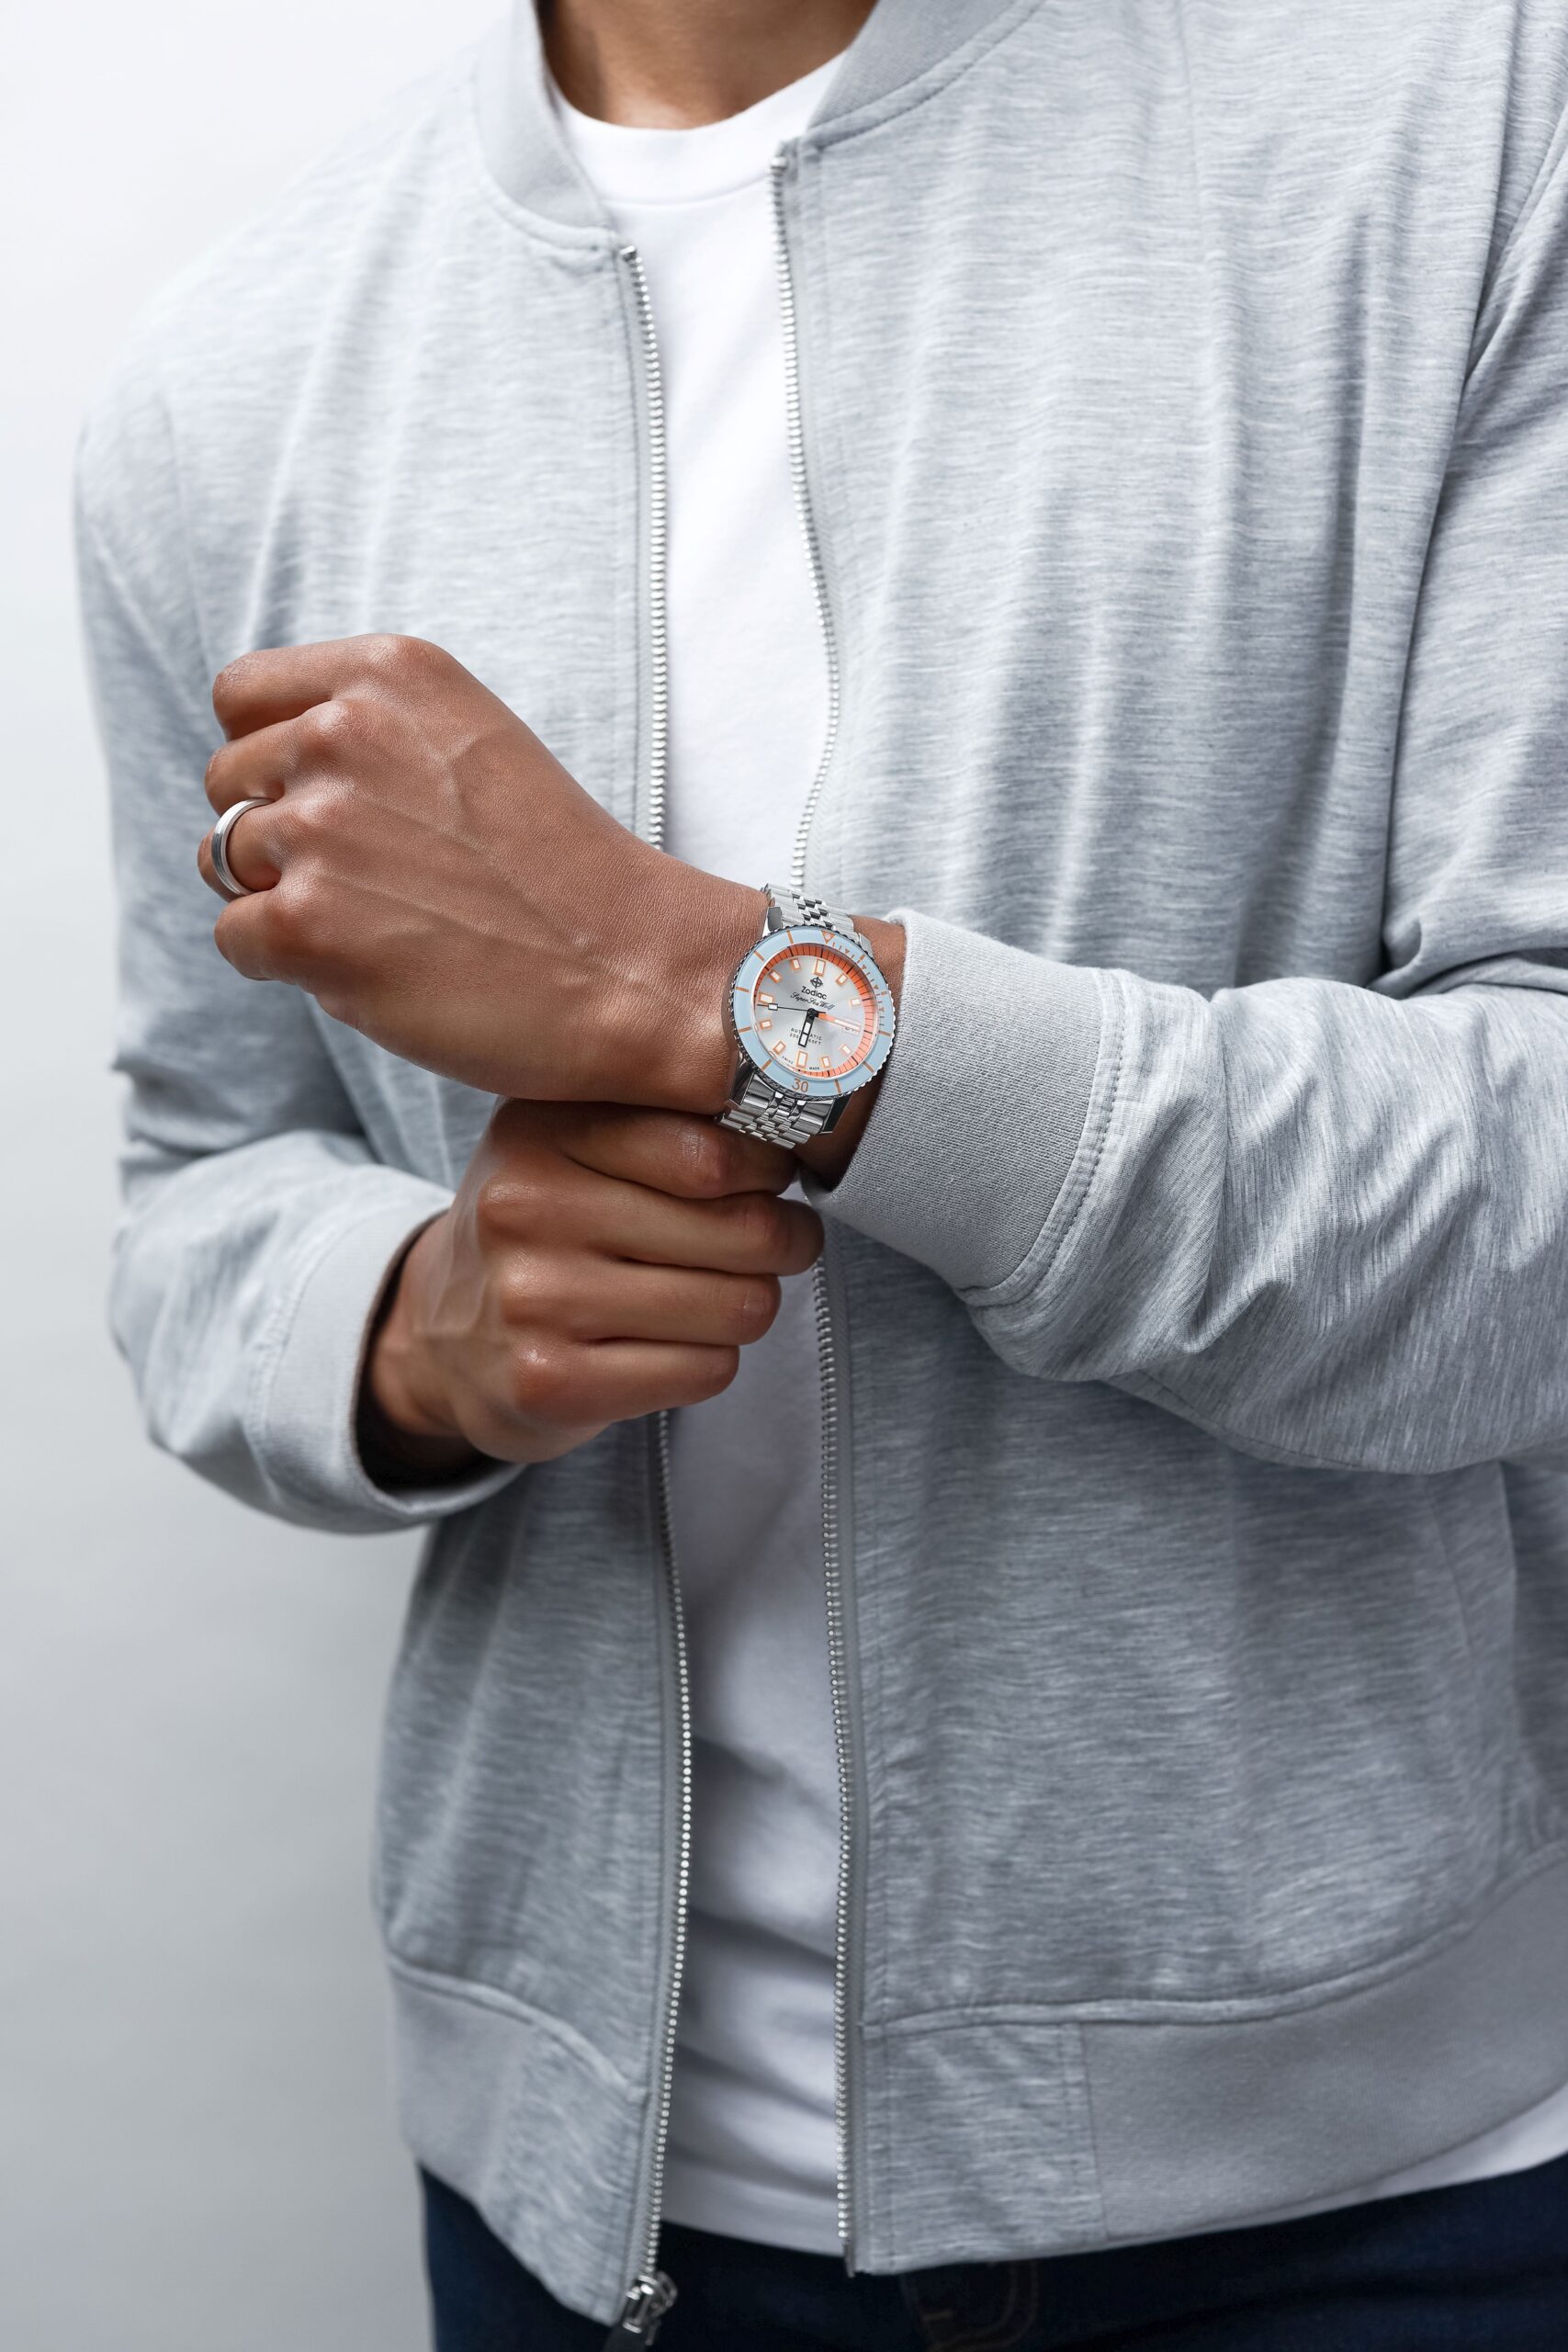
[770,144,860,2269]
[606,146,860,2335]
[606,244,686,2347]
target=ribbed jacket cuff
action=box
[804,909,1105,1295]
[251,1182,524,1531]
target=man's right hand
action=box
[359,1100,823,1480]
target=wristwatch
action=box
[719,884,897,1148]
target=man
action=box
[78,0,1568,2343]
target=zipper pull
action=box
[602,2271,677,2345]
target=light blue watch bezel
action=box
[728,922,897,1103]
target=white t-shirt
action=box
[548,54,1568,2260]
[551,58,844,2255]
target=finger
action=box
[526,1338,741,1427]
[500,1102,796,1199]
[204,717,308,815]
[644,1189,821,1278]
[209,887,290,979]
[481,1159,822,1276]
[212,642,351,740]
[211,632,451,741]
[197,795,285,900]
[609,1181,823,1277]
[513,1258,784,1349]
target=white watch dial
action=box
[752,941,879,1081]
[729,919,897,1105]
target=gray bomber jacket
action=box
[79,0,1568,2326]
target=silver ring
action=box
[210,797,272,897]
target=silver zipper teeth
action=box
[624,246,671,854]
[808,1232,854,2256]
[616,243,689,2340]
[640,1405,692,2285]
[771,144,857,2264]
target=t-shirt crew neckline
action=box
[547,53,843,208]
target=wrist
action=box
[621,865,763,1114]
[795,913,906,1184]
[358,1219,479,1485]
[596,865,905,1160]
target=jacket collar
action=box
[475,0,1027,233]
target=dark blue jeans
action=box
[423,2151,1568,2349]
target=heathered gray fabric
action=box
[78,0,1568,2321]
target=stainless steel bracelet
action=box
[762,885,854,939]
[721,1064,840,1148]
[719,884,866,1147]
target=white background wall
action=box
[1,8,498,2347]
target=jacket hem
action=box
[860,1853,1568,2267]
[389,1961,645,2327]
[387,1855,1568,2296]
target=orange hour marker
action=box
[759,1019,773,1031]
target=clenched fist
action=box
[361,1100,824,1479]
[197,633,755,1112]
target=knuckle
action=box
[473,1172,541,1245]
[675,1121,739,1198]
[731,1189,789,1263]
[279,783,340,854]
[363,631,444,684]
[406,634,452,678]
[274,791,317,852]
[473,1180,518,1245]
[262,880,319,965]
[300,696,357,756]
[359,632,407,674]
[508,1338,563,1419]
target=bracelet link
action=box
[719,1067,838,1148]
